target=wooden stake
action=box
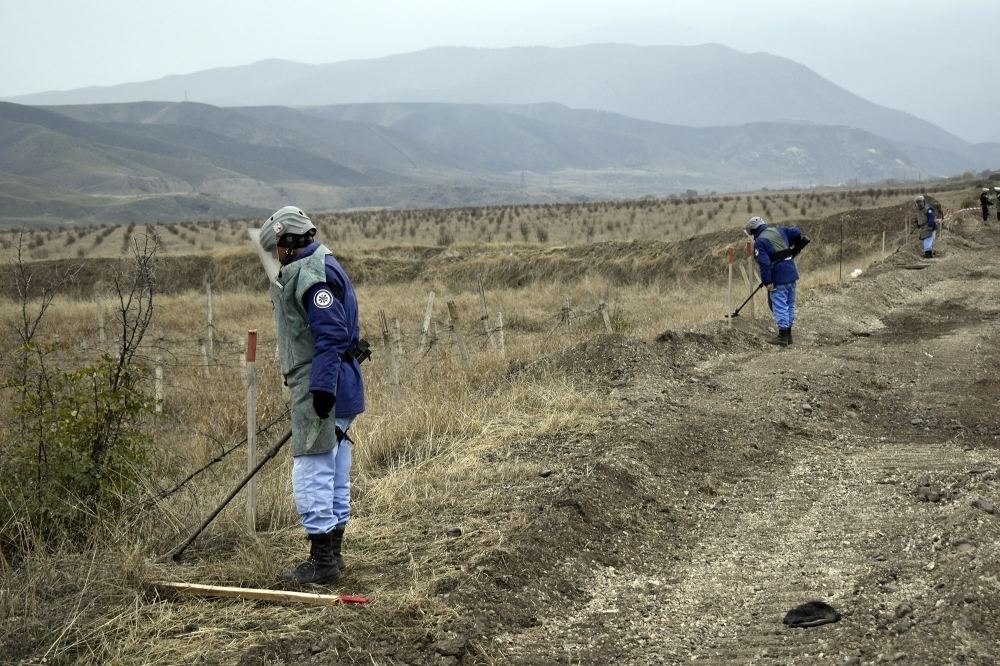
[446,301,471,371]
[418,290,436,354]
[599,302,612,333]
[245,330,258,530]
[149,581,368,607]
[95,293,107,353]
[495,311,506,358]
[380,311,401,401]
[477,274,494,348]
[206,282,215,360]
[727,246,734,327]
[155,355,164,414]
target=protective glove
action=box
[766,283,776,292]
[791,236,810,257]
[312,391,336,419]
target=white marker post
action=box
[245,330,258,530]
[727,246,734,327]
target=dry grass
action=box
[0,184,975,664]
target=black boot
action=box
[923,250,933,259]
[281,532,341,585]
[330,526,346,572]
[767,329,791,346]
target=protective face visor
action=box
[247,228,281,284]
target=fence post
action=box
[446,301,471,372]
[95,292,107,353]
[392,318,404,361]
[418,290,436,354]
[245,330,258,530]
[561,299,572,333]
[200,340,210,378]
[495,311,506,358]
[206,282,215,360]
[881,224,887,262]
[727,246,734,327]
[599,302,613,333]
[155,355,164,414]
[380,311,401,401]
[477,275,494,349]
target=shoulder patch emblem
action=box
[313,289,334,309]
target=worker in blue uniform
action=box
[745,216,810,346]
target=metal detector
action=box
[726,282,764,318]
[165,429,292,562]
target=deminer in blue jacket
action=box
[914,195,937,259]
[745,216,810,347]
[257,205,367,585]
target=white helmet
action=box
[258,206,316,251]
[984,187,990,193]
[744,216,766,235]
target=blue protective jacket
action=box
[274,242,365,418]
[751,224,805,286]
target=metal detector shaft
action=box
[167,429,292,562]
[727,282,764,318]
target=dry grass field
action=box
[0,181,991,665]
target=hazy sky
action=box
[2,0,998,142]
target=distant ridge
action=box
[6,44,975,155]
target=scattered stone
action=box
[894,602,913,619]
[539,468,553,478]
[445,527,463,538]
[910,417,923,426]
[916,486,941,502]
[434,633,469,657]
[802,403,813,415]
[970,499,995,514]
[954,541,976,554]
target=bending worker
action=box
[255,205,367,585]
[914,195,937,259]
[745,216,810,347]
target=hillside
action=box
[6,44,970,155]
[2,96,990,228]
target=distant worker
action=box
[914,195,937,258]
[255,205,368,585]
[981,187,991,221]
[745,216,810,346]
[995,187,1000,221]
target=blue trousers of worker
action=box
[770,283,796,330]
[292,415,355,534]
[922,233,935,253]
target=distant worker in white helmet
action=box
[913,195,937,259]
[253,205,369,585]
[981,187,991,222]
[745,216,810,347]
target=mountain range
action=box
[2,44,998,227]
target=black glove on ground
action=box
[312,391,336,419]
